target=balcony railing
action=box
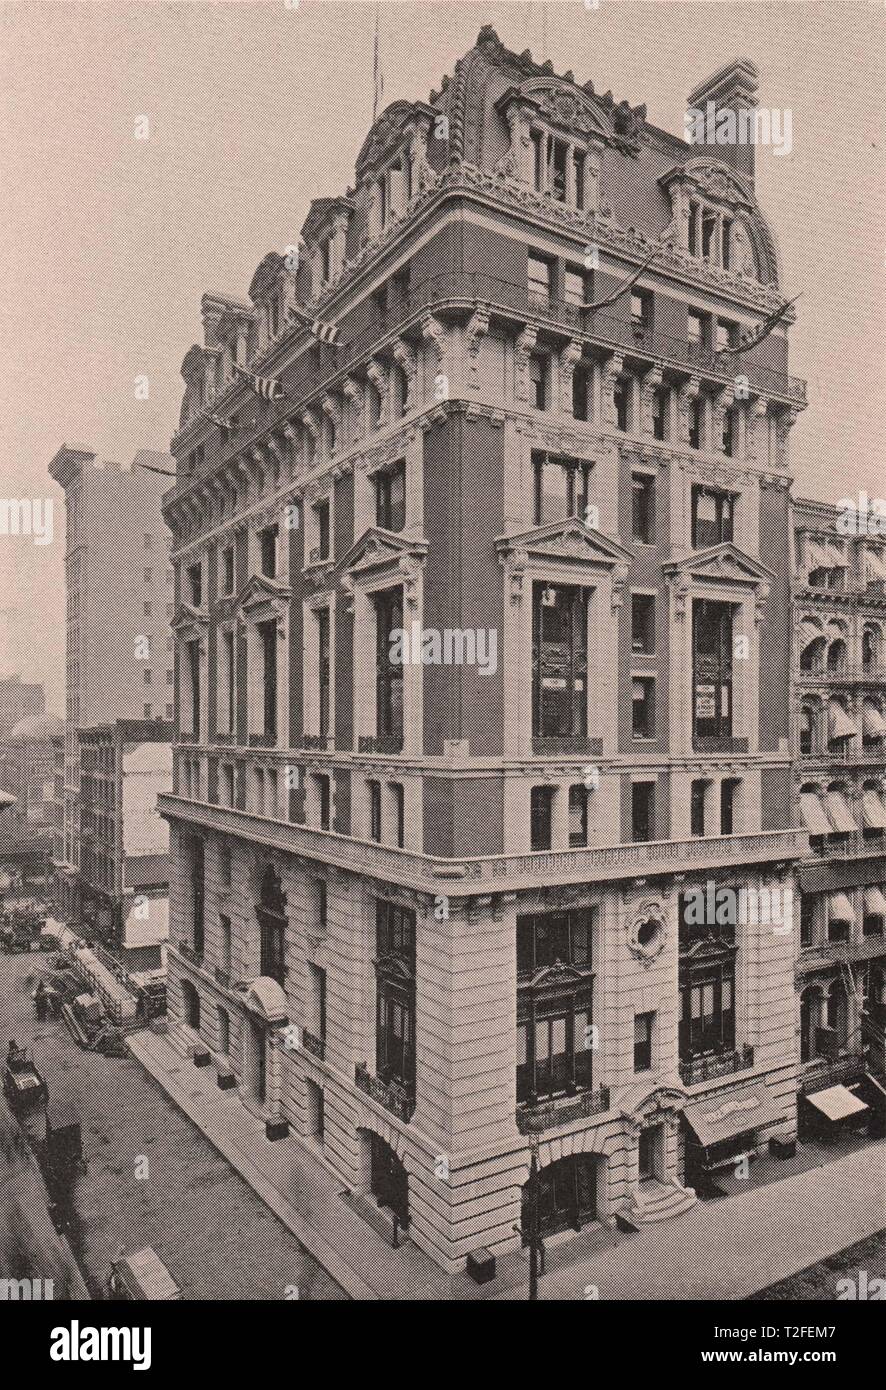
[808,832,886,860]
[532,737,603,757]
[797,934,886,974]
[357,735,403,755]
[797,665,886,684]
[158,797,809,897]
[301,734,333,751]
[301,1029,325,1061]
[177,939,204,968]
[680,1046,754,1087]
[517,1085,611,1134]
[800,1053,868,1094]
[354,1063,414,1122]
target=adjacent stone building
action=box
[160,29,809,1272]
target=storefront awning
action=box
[828,703,858,742]
[804,1084,868,1122]
[800,793,832,837]
[828,891,856,925]
[824,790,858,833]
[863,887,886,918]
[861,791,886,830]
[862,703,886,739]
[683,1083,781,1150]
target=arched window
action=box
[826,637,847,673]
[800,635,826,673]
[862,625,880,671]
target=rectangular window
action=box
[631,473,655,544]
[532,582,588,739]
[715,319,738,352]
[222,545,235,595]
[688,398,702,450]
[568,784,589,848]
[572,362,590,422]
[564,267,585,307]
[259,619,277,741]
[690,779,708,837]
[375,588,404,744]
[722,408,735,458]
[390,782,405,848]
[573,150,585,209]
[368,780,382,842]
[260,525,279,579]
[614,378,629,432]
[800,894,815,947]
[187,563,202,608]
[529,354,549,410]
[530,786,554,852]
[632,781,655,842]
[693,599,734,740]
[548,137,568,201]
[313,499,330,561]
[316,608,330,740]
[632,677,655,739]
[528,254,552,304]
[315,878,327,933]
[533,453,592,526]
[651,388,666,441]
[223,630,235,735]
[187,641,200,737]
[316,774,331,831]
[631,594,655,654]
[687,309,706,349]
[631,290,651,333]
[720,777,739,835]
[680,965,735,1061]
[692,486,734,549]
[634,1013,654,1072]
[517,908,592,976]
[375,461,406,533]
[531,131,544,191]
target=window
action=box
[568,784,589,848]
[222,630,235,735]
[800,894,815,948]
[634,1013,654,1072]
[632,782,655,842]
[530,786,554,852]
[375,462,406,533]
[259,525,279,579]
[720,778,739,835]
[701,211,717,260]
[257,866,286,988]
[690,779,708,837]
[680,965,735,1060]
[186,640,200,737]
[190,835,205,956]
[258,619,277,741]
[390,782,405,848]
[692,487,734,548]
[532,583,588,739]
[632,677,655,739]
[564,267,585,307]
[368,780,382,842]
[516,908,594,1103]
[533,453,592,526]
[614,378,629,432]
[688,398,702,450]
[517,908,592,976]
[651,388,666,441]
[375,588,404,744]
[631,291,651,334]
[715,319,738,352]
[315,774,331,830]
[222,546,235,595]
[308,962,327,1044]
[631,473,654,544]
[631,594,655,654]
[531,131,544,190]
[143,602,152,617]
[316,608,330,740]
[529,354,549,410]
[573,150,586,209]
[693,599,733,740]
[721,408,735,458]
[375,900,416,1093]
[572,362,591,422]
[219,914,232,976]
[528,254,552,304]
[548,137,568,201]
[313,499,330,561]
[187,563,202,608]
[687,310,705,349]
[799,706,815,755]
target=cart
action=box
[3,1045,48,1114]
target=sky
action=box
[0,0,883,711]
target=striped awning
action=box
[800,619,823,648]
[825,540,847,568]
[863,887,886,918]
[864,546,886,582]
[829,701,858,741]
[828,891,856,925]
[862,702,886,739]
[804,537,830,571]
[800,792,831,836]
[824,790,858,833]
[861,791,886,830]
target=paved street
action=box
[0,950,346,1299]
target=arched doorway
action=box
[181,978,200,1032]
[367,1133,409,1229]
[522,1153,598,1238]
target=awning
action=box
[683,1083,781,1149]
[800,792,831,837]
[828,891,856,926]
[825,540,847,569]
[824,789,858,833]
[804,1084,868,1122]
[863,887,886,918]
[862,703,886,739]
[864,546,886,582]
[804,537,829,571]
[799,619,822,647]
[861,790,886,830]
[828,702,858,742]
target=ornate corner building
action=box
[159,28,811,1272]
[791,498,886,1107]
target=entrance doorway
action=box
[369,1134,409,1229]
[522,1153,598,1238]
[639,1124,662,1182]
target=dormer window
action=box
[530,128,589,210]
[686,198,733,269]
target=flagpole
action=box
[372,1,383,124]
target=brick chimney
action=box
[687,59,759,184]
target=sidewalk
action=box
[128,1029,885,1301]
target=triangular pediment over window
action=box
[496,519,633,571]
[233,573,291,623]
[663,542,775,590]
[172,602,208,643]
[338,527,428,583]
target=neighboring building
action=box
[791,498,886,1105]
[47,445,175,923]
[0,710,62,864]
[160,29,809,1273]
[78,719,173,970]
[0,675,45,740]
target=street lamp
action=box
[514,1121,544,1301]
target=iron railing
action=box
[354,1063,415,1122]
[517,1084,611,1134]
[302,1029,325,1061]
[680,1046,754,1087]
